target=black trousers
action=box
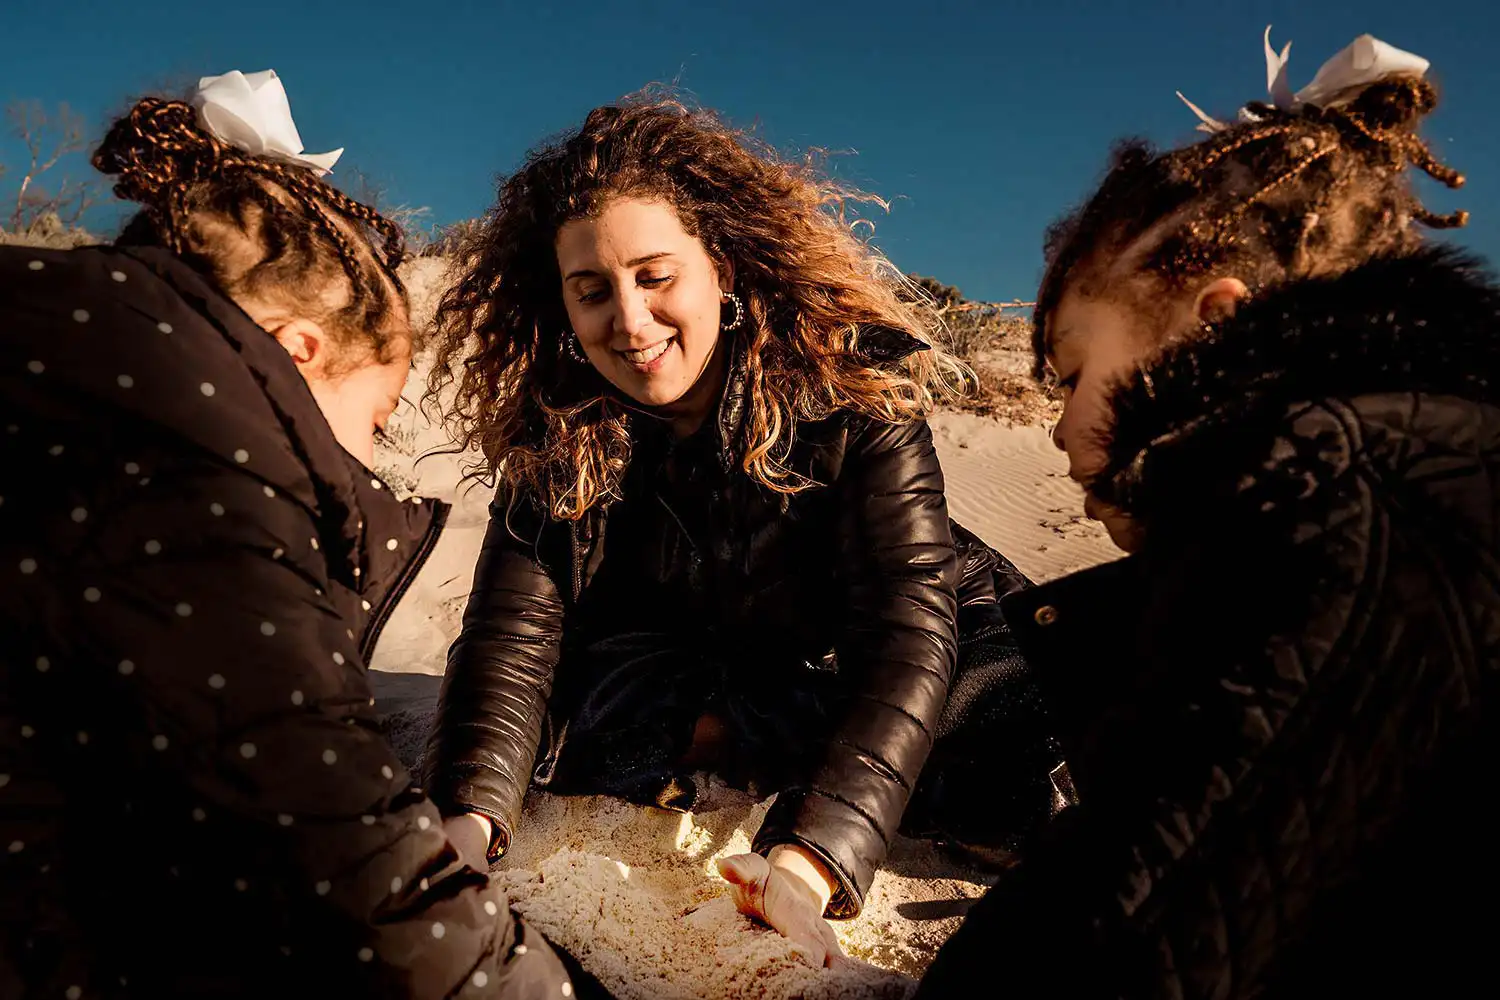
[543,593,1064,852]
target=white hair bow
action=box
[1178,26,1431,133]
[191,70,343,175]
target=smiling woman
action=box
[421,92,1069,971]
[555,197,731,429]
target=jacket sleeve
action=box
[45,500,578,999]
[753,417,960,916]
[423,495,566,856]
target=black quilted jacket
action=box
[0,245,579,999]
[918,247,1500,997]
[424,330,992,917]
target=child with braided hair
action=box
[919,30,1497,998]
[1,72,605,998]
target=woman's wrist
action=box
[766,843,836,914]
[461,811,493,842]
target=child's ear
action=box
[268,317,333,377]
[1193,276,1250,325]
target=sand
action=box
[368,259,1122,999]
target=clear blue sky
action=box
[3,0,1495,301]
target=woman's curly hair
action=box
[429,91,967,520]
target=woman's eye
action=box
[639,273,673,288]
[577,286,607,304]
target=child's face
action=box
[1043,289,1155,551]
[1043,274,1248,552]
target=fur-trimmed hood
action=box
[1091,246,1500,535]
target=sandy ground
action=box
[368,259,1123,999]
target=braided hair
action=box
[93,97,409,369]
[1033,74,1467,374]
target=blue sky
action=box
[3,0,1495,300]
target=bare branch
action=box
[5,100,98,233]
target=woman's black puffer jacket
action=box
[426,330,992,917]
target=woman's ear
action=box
[267,317,333,379]
[717,256,736,296]
[1193,276,1250,326]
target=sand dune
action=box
[929,411,1121,584]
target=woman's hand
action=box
[442,812,495,872]
[716,846,846,968]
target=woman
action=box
[423,95,1056,964]
[917,32,1496,997]
[0,73,589,998]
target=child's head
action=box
[1034,68,1465,549]
[94,95,413,465]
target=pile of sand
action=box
[381,706,996,1000]
[368,258,1122,998]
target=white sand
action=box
[369,259,1122,999]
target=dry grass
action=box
[941,313,1059,427]
[0,212,102,249]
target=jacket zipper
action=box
[570,517,584,603]
[535,514,588,787]
[359,501,451,663]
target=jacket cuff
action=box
[753,789,882,918]
[424,767,518,861]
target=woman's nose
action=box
[614,288,653,338]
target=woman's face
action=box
[555,197,730,416]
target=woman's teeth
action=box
[622,339,672,365]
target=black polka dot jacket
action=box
[0,245,580,999]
